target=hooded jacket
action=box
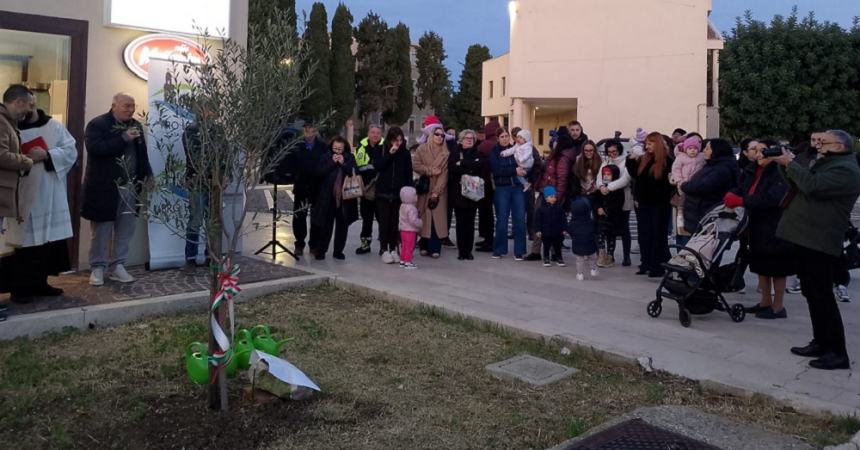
[568,195,598,256]
[681,145,738,232]
[0,104,33,219]
[671,147,706,186]
[535,198,566,238]
[398,186,422,232]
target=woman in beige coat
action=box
[412,125,449,258]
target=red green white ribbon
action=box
[209,264,242,367]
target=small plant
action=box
[645,382,665,404]
[566,418,589,438]
[833,414,860,436]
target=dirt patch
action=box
[0,286,855,449]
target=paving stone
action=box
[486,354,577,386]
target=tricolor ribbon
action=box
[209,264,242,368]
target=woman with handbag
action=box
[412,123,450,258]
[448,129,484,260]
[311,136,359,261]
[372,127,413,264]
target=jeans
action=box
[375,197,401,252]
[89,186,137,269]
[426,220,442,255]
[493,185,526,257]
[454,207,477,258]
[796,245,848,357]
[185,191,209,261]
[636,204,671,274]
[478,185,495,242]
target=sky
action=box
[295,0,860,86]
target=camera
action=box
[762,144,791,158]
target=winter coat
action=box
[477,121,501,183]
[448,144,484,209]
[291,137,327,201]
[490,143,528,188]
[398,186,422,232]
[0,104,32,219]
[625,156,673,207]
[777,152,860,257]
[569,133,589,162]
[593,185,625,235]
[355,137,383,184]
[670,148,705,186]
[568,195,597,256]
[732,162,792,256]
[599,151,633,211]
[412,140,449,238]
[535,200,566,238]
[311,150,358,228]
[371,143,413,201]
[681,155,738,232]
[538,147,574,202]
[81,111,153,222]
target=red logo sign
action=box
[123,34,207,81]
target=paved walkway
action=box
[246,189,860,416]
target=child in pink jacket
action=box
[670,136,705,235]
[399,186,422,269]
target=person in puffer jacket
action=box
[568,195,598,281]
[680,138,739,234]
[670,136,706,241]
[398,186,422,269]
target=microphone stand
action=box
[254,183,298,261]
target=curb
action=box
[0,274,331,341]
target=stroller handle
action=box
[668,244,709,272]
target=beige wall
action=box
[2,0,248,268]
[481,53,510,118]
[495,0,719,141]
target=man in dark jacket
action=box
[353,125,383,255]
[82,93,153,286]
[291,121,326,255]
[476,119,501,251]
[775,129,860,370]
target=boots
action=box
[622,252,632,267]
[355,237,371,255]
[596,249,610,268]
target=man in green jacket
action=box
[774,129,860,370]
[354,125,383,255]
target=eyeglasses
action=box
[433,132,445,137]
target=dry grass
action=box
[0,285,856,449]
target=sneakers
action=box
[543,259,551,267]
[492,254,502,259]
[556,258,566,267]
[786,279,801,294]
[400,261,418,270]
[89,267,105,286]
[109,264,136,283]
[355,238,371,255]
[514,255,524,261]
[381,251,395,264]
[576,273,585,281]
[835,285,851,303]
[590,268,599,277]
[391,251,401,263]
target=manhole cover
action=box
[486,354,577,386]
[565,418,721,450]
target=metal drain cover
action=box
[565,418,722,450]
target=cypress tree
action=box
[355,12,396,125]
[301,2,332,125]
[450,44,492,130]
[330,3,355,133]
[383,23,414,126]
[415,31,452,121]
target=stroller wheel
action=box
[730,303,746,323]
[679,308,692,328]
[647,300,662,318]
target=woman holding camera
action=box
[725,140,794,319]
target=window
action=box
[409,119,415,135]
[502,77,506,96]
[489,80,494,99]
[706,50,714,107]
[538,128,544,146]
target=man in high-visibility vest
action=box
[354,124,384,255]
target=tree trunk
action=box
[208,187,228,411]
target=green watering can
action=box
[251,325,294,355]
[185,342,249,384]
[234,329,255,370]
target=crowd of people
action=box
[0,82,857,371]
[287,115,860,371]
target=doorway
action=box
[0,11,88,268]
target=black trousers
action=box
[619,210,632,259]
[454,207,477,258]
[834,255,851,286]
[478,185,495,242]
[293,193,316,250]
[796,245,848,357]
[375,197,401,252]
[637,205,671,273]
[0,239,70,294]
[317,206,350,257]
[358,197,375,240]
[542,236,563,261]
[525,188,537,237]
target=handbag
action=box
[363,176,377,201]
[415,175,431,195]
[459,153,485,201]
[342,168,365,200]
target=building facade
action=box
[483,0,723,153]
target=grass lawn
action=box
[0,285,856,449]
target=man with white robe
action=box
[0,105,77,303]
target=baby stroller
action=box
[647,204,749,327]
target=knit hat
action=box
[683,136,702,153]
[543,186,557,198]
[635,127,648,143]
